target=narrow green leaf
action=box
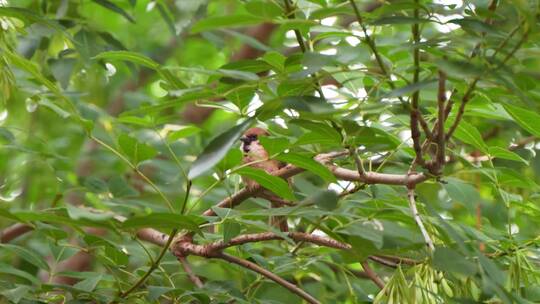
[488,147,528,164]
[223,221,242,243]
[122,213,203,232]
[94,51,159,69]
[156,2,176,35]
[118,134,157,164]
[91,0,135,23]
[452,121,488,153]
[191,15,264,33]
[259,137,290,155]
[73,274,103,292]
[503,104,540,137]
[167,126,201,142]
[275,153,336,182]
[433,247,476,276]
[0,244,50,271]
[245,1,283,19]
[2,285,31,303]
[372,16,430,25]
[235,167,295,200]
[382,79,437,98]
[303,190,339,210]
[188,119,252,179]
[0,262,41,285]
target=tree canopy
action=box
[1,0,540,303]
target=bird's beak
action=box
[240,136,249,144]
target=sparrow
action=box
[240,127,289,232]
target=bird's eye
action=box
[248,134,257,139]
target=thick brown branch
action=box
[210,232,351,251]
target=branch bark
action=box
[407,188,435,252]
[361,260,385,289]
[218,253,321,304]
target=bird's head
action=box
[240,127,269,153]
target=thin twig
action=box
[178,256,204,288]
[361,260,385,289]
[435,70,446,173]
[372,255,420,266]
[428,0,500,147]
[349,146,365,177]
[410,1,425,167]
[118,179,193,299]
[407,187,435,252]
[218,253,321,304]
[348,0,432,137]
[446,29,529,140]
[118,228,178,299]
[282,0,325,98]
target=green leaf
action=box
[107,175,139,198]
[73,274,103,292]
[191,15,264,33]
[0,244,50,271]
[488,147,528,164]
[2,285,31,304]
[83,176,109,193]
[259,137,290,156]
[156,2,176,35]
[433,247,476,276]
[503,104,540,137]
[303,190,339,210]
[122,213,203,233]
[448,18,499,35]
[167,126,201,142]
[117,134,157,164]
[0,262,40,285]
[275,153,336,182]
[93,51,159,69]
[245,1,283,19]
[223,221,242,243]
[5,51,61,96]
[235,167,295,200]
[372,16,430,25]
[452,120,488,153]
[262,51,286,71]
[66,205,115,222]
[91,0,135,23]
[188,119,252,179]
[443,178,480,205]
[292,120,342,146]
[436,59,483,78]
[382,79,437,98]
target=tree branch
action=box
[407,188,434,252]
[409,1,425,167]
[0,223,32,243]
[361,260,385,289]
[435,70,446,173]
[218,253,321,304]
[178,256,204,288]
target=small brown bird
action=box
[240,127,289,232]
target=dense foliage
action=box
[1,0,540,303]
